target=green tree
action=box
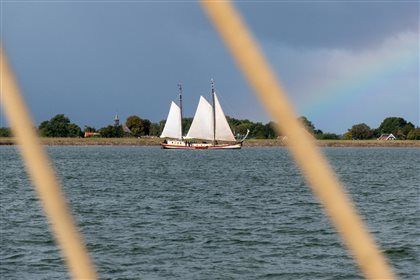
[0,127,12,137]
[38,114,82,137]
[398,123,415,140]
[226,117,256,138]
[234,123,253,137]
[159,120,166,134]
[349,123,372,140]
[314,129,324,136]
[226,116,244,128]
[149,123,161,136]
[99,125,124,138]
[378,117,414,139]
[252,122,268,139]
[407,128,420,140]
[371,128,381,138]
[68,123,82,137]
[316,133,340,140]
[342,131,352,140]
[265,121,277,139]
[125,115,151,137]
[299,116,316,134]
[182,118,193,135]
[84,126,96,132]
[125,115,142,136]
[143,119,151,136]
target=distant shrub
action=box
[0,127,12,137]
[407,128,420,140]
[39,114,82,137]
[316,133,340,140]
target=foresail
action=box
[160,101,182,139]
[214,93,236,142]
[185,96,214,140]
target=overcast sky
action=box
[1,0,419,133]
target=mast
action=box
[178,83,183,140]
[211,79,216,144]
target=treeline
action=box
[0,114,419,140]
[342,117,419,140]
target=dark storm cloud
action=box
[1,1,418,133]
[1,2,242,127]
[237,1,418,50]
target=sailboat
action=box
[160,80,249,149]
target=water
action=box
[1,146,419,279]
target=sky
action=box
[1,0,419,134]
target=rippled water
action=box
[1,146,419,279]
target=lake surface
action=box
[1,146,419,279]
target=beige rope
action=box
[0,47,97,279]
[200,1,395,279]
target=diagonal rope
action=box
[0,47,97,279]
[200,1,395,279]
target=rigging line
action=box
[200,1,395,279]
[211,83,246,140]
[211,82,240,121]
[0,47,97,280]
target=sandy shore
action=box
[1,137,419,147]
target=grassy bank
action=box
[314,139,420,147]
[1,137,419,147]
[244,139,420,147]
[0,137,161,146]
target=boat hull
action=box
[160,142,242,150]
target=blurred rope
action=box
[0,47,97,279]
[200,1,395,279]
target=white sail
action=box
[160,101,182,139]
[185,96,214,140]
[214,93,236,141]
[185,94,236,142]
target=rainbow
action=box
[298,32,419,118]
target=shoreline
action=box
[1,137,419,147]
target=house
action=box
[377,133,396,140]
[84,132,100,138]
[122,125,132,136]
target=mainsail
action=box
[185,96,214,140]
[185,93,236,142]
[160,101,182,139]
